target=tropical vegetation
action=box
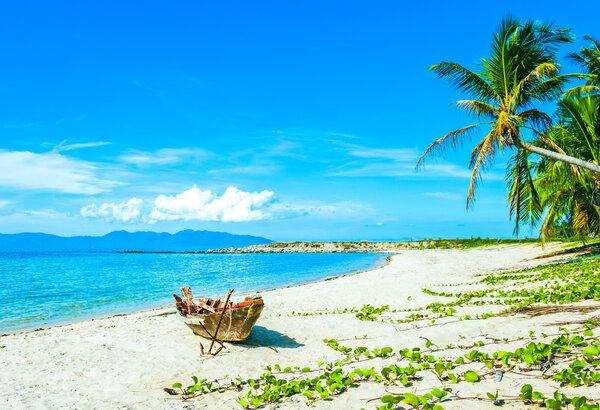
[418,16,600,240]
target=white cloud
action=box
[327,160,503,180]
[52,140,111,152]
[207,164,281,175]
[81,198,143,222]
[425,192,463,200]
[347,147,418,161]
[325,143,476,179]
[322,142,503,180]
[327,162,470,178]
[79,186,369,224]
[328,132,359,139]
[149,186,274,222]
[0,150,122,194]
[0,200,11,208]
[268,200,370,219]
[119,148,210,166]
[19,209,68,218]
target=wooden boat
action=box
[173,287,264,342]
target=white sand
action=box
[1,244,599,409]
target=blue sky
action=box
[1,1,599,241]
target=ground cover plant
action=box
[167,254,600,408]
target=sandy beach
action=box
[2,243,599,409]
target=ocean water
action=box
[0,252,388,333]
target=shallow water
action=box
[0,252,387,333]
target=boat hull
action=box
[181,303,264,342]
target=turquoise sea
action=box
[0,252,387,333]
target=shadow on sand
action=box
[239,326,304,349]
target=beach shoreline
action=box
[2,243,599,409]
[0,253,393,337]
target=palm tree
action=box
[534,158,599,241]
[418,16,600,208]
[507,94,600,238]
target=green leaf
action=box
[464,370,480,383]
[172,383,182,389]
[402,393,421,407]
[381,347,393,356]
[519,384,532,400]
[545,399,562,409]
[572,396,585,408]
[381,395,401,404]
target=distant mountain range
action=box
[0,230,273,252]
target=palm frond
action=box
[512,62,558,106]
[429,62,497,102]
[506,149,542,234]
[416,123,492,168]
[519,109,552,131]
[466,128,497,207]
[563,85,600,98]
[455,100,497,119]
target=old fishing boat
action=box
[173,287,264,342]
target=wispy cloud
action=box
[268,200,371,219]
[327,162,474,178]
[425,192,463,200]
[18,209,68,218]
[119,148,211,166]
[323,141,503,180]
[0,200,11,208]
[346,146,418,161]
[207,139,305,176]
[0,150,122,194]
[208,164,281,175]
[231,140,306,161]
[51,140,111,153]
[328,132,359,139]
[54,114,87,125]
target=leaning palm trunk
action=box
[518,142,600,174]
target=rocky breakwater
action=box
[205,241,413,253]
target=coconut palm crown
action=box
[507,92,600,237]
[417,16,600,208]
[567,36,600,96]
